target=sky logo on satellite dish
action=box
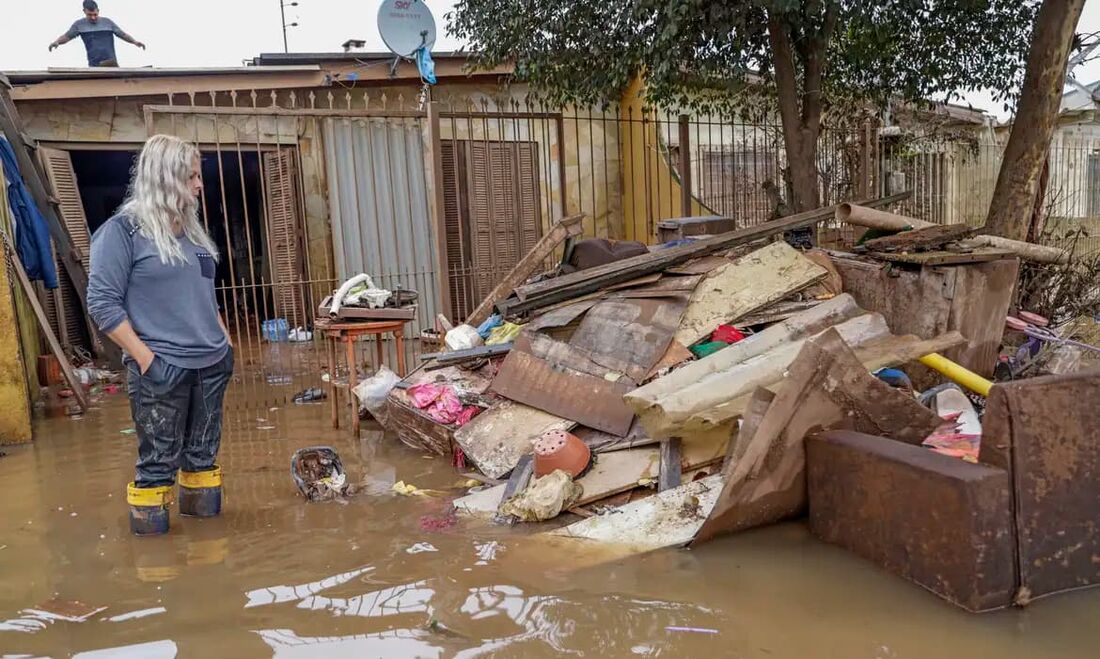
[378,0,437,58]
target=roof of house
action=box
[2,52,512,102]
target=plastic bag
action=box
[499,470,583,522]
[353,366,401,420]
[486,322,523,346]
[445,325,483,351]
[476,314,503,339]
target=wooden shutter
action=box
[37,147,90,353]
[440,141,471,319]
[262,149,307,328]
[465,141,541,304]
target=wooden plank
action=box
[420,343,513,363]
[491,348,635,436]
[524,299,598,333]
[453,399,574,480]
[674,241,827,347]
[569,296,689,384]
[502,192,911,316]
[664,255,731,276]
[0,231,87,412]
[659,438,682,492]
[868,248,1013,266]
[859,223,976,252]
[493,454,534,525]
[467,214,584,325]
[690,328,943,546]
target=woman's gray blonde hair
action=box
[120,134,218,265]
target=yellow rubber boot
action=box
[127,483,174,536]
[179,467,223,518]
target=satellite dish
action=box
[378,0,437,58]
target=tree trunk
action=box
[986,0,1085,241]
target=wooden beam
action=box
[659,438,683,492]
[678,115,692,217]
[1,231,87,412]
[466,214,585,326]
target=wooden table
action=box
[317,318,409,435]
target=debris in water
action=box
[293,387,326,404]
[418,510,457,532]
[105,606,166,622]
[666,626,719,634]
[119,428,136,435]
[405,542,438,554]
[392,481,443,497]
[291,446,349,501]
[24,598,107,622]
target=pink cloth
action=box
[407,383,479,426]
[922,412,980,462]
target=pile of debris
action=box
[373,196,1100,613]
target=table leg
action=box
[327,336,338,430]
[374,333,384,374]
[395,330,406,376]
[346,336,359,436]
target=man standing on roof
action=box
[48,1,145,67]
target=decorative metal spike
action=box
[229,90,238,108]
[269,90,278,108]
[345,91,352,110]
[308,91,316,109]
[289,91,297,108]
[249,90,258,108]
[380,93,388,109]
[326,91,335,109]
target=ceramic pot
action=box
[532,430,591,478]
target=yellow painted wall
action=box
[0,169,34,445]
[619,77,712,243]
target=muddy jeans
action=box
[127,350,234,488]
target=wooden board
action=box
[690,329,943,546]
[493,454,534,525]
[453,399,574,480]
[0,231,87,411]
[664,255,731,276]
[569,296,689,384]
[467,215,585,324]
[524,299,598,333]
[491,348,634,436]
[868,248,1014,266]
[859,223,977,252]
[674,241,827,347]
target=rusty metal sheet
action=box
[491,348,635,436]
[568,296,689,384]
[980,371,1100,604]
[807,430,1015,613]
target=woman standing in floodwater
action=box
[87,134,233,536]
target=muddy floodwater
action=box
[2,380,1099,658]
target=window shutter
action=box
[262,149,307,328]
[37,147,91,353]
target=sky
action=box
[2,0,1100,121]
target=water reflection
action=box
[255,628,441,658]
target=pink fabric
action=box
[407,383,478,426]
[922,412,980,462]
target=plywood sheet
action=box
[643,340,693,381]
[491,348,635,436]
[674,241,827,347]
[569,296,689,383]
[453,400,574,480]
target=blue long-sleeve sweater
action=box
[87,214,227,369]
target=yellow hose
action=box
[918,353,993,396]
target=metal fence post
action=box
[426,101,454,322]
[679,114,692,217]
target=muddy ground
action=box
[2,374,1099,658]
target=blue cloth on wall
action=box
[0,136,58,289]
[416,47,437,85]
